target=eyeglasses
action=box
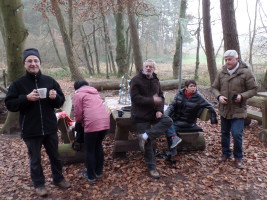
[144,65,154,68]
[25,59,40,64]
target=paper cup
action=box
[37,88,47,99]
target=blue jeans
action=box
[23,133,64,188]
[166,124,177,137]
[84,130,108,179]
[220,117,244,159]
[135,114,172,170]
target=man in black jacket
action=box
[5,48,70,197]
[130,59,173,179]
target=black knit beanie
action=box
[74,80,89,90]
[23,48,41,63]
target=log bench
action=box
[246,92,267,145]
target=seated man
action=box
[165,80,218,156]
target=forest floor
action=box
[0,77,266,200]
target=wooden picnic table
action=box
[104,97,139,157]
[255,92,267,145]
[253,92,267,129]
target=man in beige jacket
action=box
[212,49,257,169]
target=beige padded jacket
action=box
[211,61,258,119]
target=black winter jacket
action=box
[165,88,217,125]
[5,71,65,138]
[130,71,164,123]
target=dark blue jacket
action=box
[5,71,65,138]
[165,88,217,124]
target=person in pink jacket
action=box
[73,80,110,182]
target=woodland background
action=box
[0,0,267,199]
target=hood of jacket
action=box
[76,86,98,95]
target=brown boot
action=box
[234,159,244,169]
[35,186,48,197]
[54,179,71,189]
[218,155,229,162]
[148,169,160,179]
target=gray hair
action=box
[143,59,156,69]
[224,50,238,58]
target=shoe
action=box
[148,169,160,179]
[166,148,177,157]
[170,136,182,149]
[235,159,244,169]
[137,134,146,152]
[88,178,96,183]
[54,179,71,189]
[96,173,103,178]
[218,155,229,162]
[82,171,88,179]
[35,186,48,197]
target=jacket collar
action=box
[25,70,42,80]
[139,70,158,80]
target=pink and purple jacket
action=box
[73,86,110,133]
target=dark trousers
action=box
[23,133,64,188]
[135,114,172,170]
[84,130,107,179]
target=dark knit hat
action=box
[74,80,89,90]
[23,48,41,63]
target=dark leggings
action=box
[84,130,108,179]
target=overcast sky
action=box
[185,0,266,56]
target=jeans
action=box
[166,124,177,137]
[135,114,172,170]
[84,130,107,179]
[220,116,244,159]
[23,133,64,188]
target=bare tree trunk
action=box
[114,1,127,77]
[50,0,84,81]
[127,1,143,73]
[202,0,217,84]
[82,25,95,74]
[195,27,200,81]
[0,0,28,134]
[79,25,93,75]
[172,0,187,79]
[246,0,259,69]
[102,14,116,75]
[93,22,100,74]
[68,0,73,46]
[46,19,67,70]
[194,0,201,81]
[220,0,241,58]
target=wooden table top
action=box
[257,92,267,98]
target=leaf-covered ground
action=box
[0,80,266,200]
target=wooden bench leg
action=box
[259,129,267,146]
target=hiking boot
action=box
[148,169,160,179]
[88,178,96,183]
[170,136,182,149]
[95,173,103,178]
[137,134,146,152]
[35,186,48,197]
[166,148,177,157]
[234,159,244,169]
[218,155,229,162]
[54,179,71,189]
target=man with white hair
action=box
[130,59,173,178]
[212,49,257,169]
